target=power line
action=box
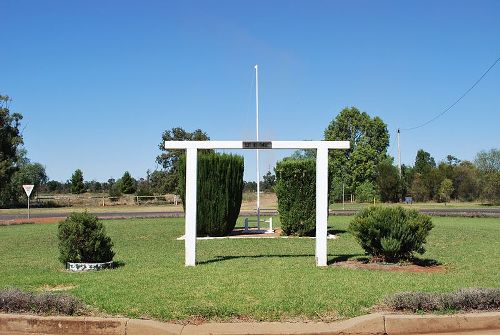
[401,56,500,131]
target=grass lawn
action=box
[0,216,499,321]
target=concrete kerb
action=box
[0,312,499,335]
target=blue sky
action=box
[2,0,499,182]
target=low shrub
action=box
[275,159,316,236]
[57,212,115,264]
[349,206,433,262]
[0,288,84,315]
[178,153,244,236]
[386,288,500,312]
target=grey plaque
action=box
[242,141,272,149]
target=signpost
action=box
[22,185,34,219]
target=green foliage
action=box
[260,171,276,192]
[349,206,433,262]
[474,149,500,173]
[57,212,115,263]
[324,106,389,194]
[438,178,454,203]
[119,171,136,194]
[479,171,500,205]
[376,158,400,202]
[108,183,122,199]
[275,159,317,236]
[178,153,244,236]
[70,169,85,194]
[355,181,377,203]
[0,95,24,206]
[149,170,176,195]
[414,149,436,174]
[156,127,211,193]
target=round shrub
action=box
[178,152,244,236]
[57,212,115,264]
[275,159,316,236]
[349,206,433,262]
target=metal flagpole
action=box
[397,128,402,176]
[255,65,260,228]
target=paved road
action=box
[1,208,500,222]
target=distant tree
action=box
[400,164,414,199]
[474,149,500,173]
[149,170,177,194]
[376,157,400,202]
[70,169,85,194]
[289,149,316,160]
[119,171,136,194]
[0,95,24,206]
[157,127,210,172]
[414,149,436,174]
[438,178,454,203]
[260,171,276,192]
[136,178,153,197]
[44,180,64,193]
[410,173,428,202]
[324,106,389,195]
[454,161,479,201]
[243,181,257,192]
[355,181,377,203]
[156,127,211,193]
[479,171,500,205]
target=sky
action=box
[2,0,499,183]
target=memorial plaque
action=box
[242,141,272,149]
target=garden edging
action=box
[1,312,499,334]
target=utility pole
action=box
[397,128,402,176]
[255,65,260,227]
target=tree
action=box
[410,173,428,202]
[474,149,500,173]
[324,106,389,195]
[260,171,276,192]
[355,181,377,203]
[70,169,85,194]
[414,149,436,174]
[156,127,211,193]
[438,178,454,203]
[454,161,479,201]
[0,95,23,206]
[119,171,136,194]
[243,181,257,192]
[156,127,210,172]
[376,157,400,202]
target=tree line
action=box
[1,95,498,207]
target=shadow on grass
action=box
[197,254,316,265]
[113,260,126,269]
[327,254,366,265]
[327,228,348,235]
[411,257,442,267]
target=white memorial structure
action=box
[165,140,349,267]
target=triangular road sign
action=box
[23,184,34,197]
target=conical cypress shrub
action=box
[179,153,244,236]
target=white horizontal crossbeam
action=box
[164,140,350,150]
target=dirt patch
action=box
[0,217,62,225]
[38,284,78,292]
[331,260,445,273]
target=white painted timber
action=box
[164,140,349,150]
[165,140,350,267]
[315,148,329,266]
[185,148,197,266]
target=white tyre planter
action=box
[67,261,114,272]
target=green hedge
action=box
[179,153,244,236]
[275,159,318,236]
[349,206,433,262]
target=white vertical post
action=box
[185,148,198,266]
[315,148,329,266]
[27,197,30,220]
